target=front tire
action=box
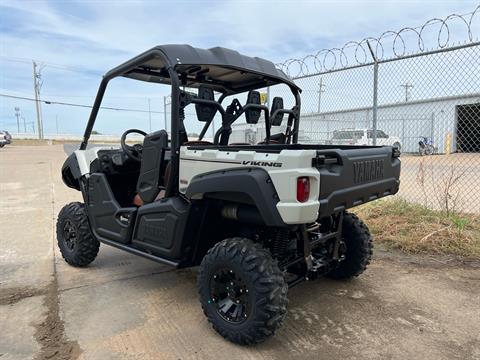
[56,202,99,267]
[198,238,288,345]
[327,212,373,280]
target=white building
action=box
[231,94,480,153]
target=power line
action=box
[0,56,103,76]
[0,93,184,115]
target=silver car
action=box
[0,130,12,147]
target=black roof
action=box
[105,45,300,94]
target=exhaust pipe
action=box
[221,204,264,225]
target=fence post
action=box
[372,62,378,145]
[367,41,379,146]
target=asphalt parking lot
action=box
[1,144,480,360]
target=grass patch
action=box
[355,198,480,259]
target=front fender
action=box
[61,153,82,190]
[185,167,286,227]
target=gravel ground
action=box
[1,144,479,360]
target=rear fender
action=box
[185,167,286,227]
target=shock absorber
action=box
[271,228,290,259]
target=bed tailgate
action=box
[313,146,401,216]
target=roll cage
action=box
[80,45,302,197]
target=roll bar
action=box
[79,51,301,197]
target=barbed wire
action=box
[277,5,480,78]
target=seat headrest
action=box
[195,86,217,122]
[245,90,261,124]
[270,97,284,126]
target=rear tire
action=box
[327,212,373,280]
[198,238,288,345]
[56,202,99,267]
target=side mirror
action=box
[270,97,284,126]
[245,90,261,124]
[195,86,217,122]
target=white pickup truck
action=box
[328,128,402,150]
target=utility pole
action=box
[22,116,27,132]
[55,114,59,134]
[400,82,413,102]
[32,61,44,139]
[317,77,326,113]
[148,98,152,132]
[14,107,21,133]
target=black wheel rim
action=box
[62,219,77,251]
[209,268,250,324]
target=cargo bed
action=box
[187,143,401,216]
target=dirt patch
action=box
[0,283,81,358]
[33,279,82,360]
[374,243,480,269]
[0,286,47,306]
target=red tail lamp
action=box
[296,177,310,203]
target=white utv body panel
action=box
[74,146,119,176]
[180,147,320,224]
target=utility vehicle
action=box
[57,45,401,345]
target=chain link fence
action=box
[232,7,480,213]
[1,8,478,214]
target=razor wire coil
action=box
[276,6,480,78]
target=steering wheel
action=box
[121,129,147,162]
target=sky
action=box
[0,0,478,136]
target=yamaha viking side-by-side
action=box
[57,45,401,344]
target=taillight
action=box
[296,177,310,203]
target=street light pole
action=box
[14,107,20,133]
